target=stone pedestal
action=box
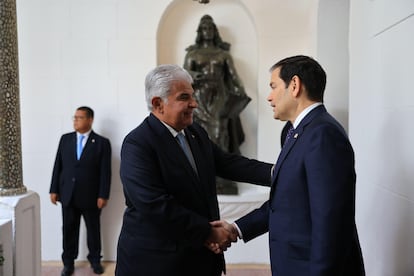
[217,184,271,264]
[218,183,270,264]
[0,191,41,276]
[218,183,269,221]
[0,219,13,276]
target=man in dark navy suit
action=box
[50,106,111,276]
[213,56,365,275]
[115,64,272,276]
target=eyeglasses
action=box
[72,116,87,121]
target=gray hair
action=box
[145,64,193,111]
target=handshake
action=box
[205,220,239,254]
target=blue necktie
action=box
[176,132,197,173]
[77,135,85,160]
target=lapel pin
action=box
[92,139,95,143]
[294,133,298,139]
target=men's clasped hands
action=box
[205,220,239,254]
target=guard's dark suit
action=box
[50,131,111,266]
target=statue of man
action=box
[184,15,251,194]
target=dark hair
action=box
[77,106,94,118]
[270,55,326,102]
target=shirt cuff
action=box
[232,222,243,240]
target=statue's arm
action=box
[183,52,203,81]
[224,53,246,96]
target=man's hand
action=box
[50,193,59,205]
[205,220,239,254]
[97,198,108,209]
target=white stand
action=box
[0,219,13,276]
[0,191,41,276]
[218,184,270,264]
[218,183,269,221]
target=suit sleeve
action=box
[305,124,356,275]
[99,137,111,199]
[235,201,270,242]
[212,142,273,186]
[188,122,272,186]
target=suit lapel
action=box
[184,129,200,178]
[71,132,78,161]
[271,105,327,186]
[148,115,213,213]
[148,114,201,185]
[77,131,95,160]
[271,131,296,184]
[184,127,213,207]
[82,131,94,154]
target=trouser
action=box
[61,205,102,266]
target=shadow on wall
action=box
[96,117,124,260]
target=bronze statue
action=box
[184,15,251,194]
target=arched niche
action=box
[156,0,264,219]
[157,0,258,159]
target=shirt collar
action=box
[292,102,323,128]
[161,121,185,138]
[77,129,92,139]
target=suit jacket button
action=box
[72,177,76,182]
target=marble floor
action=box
[41,261,272,276]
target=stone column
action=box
[0,0,26,196]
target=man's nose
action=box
[190,98,198,107]
[266,94,272,102]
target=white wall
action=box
[15,0,414,272]
[15,0,351,265]
[317,0,350,130]
[349,0,414,275]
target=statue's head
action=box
[200,15,214,25]
[196,15,217,43]
[195,15,230,50]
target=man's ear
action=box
[290,75,301,97]
[151,97,163,113]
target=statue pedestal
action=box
[218,183,269,221]
[0,219,13,276]
[0,191,41,276]
[218,184,270,264]
[216,177,239,195]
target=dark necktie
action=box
[272,125,295,181]
[283,126,295,147]
[176,132,197,173]
[77,135,85,160]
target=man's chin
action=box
[181,119,193,129]
[185,116,193,124]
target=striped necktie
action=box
[176,132,197,173]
